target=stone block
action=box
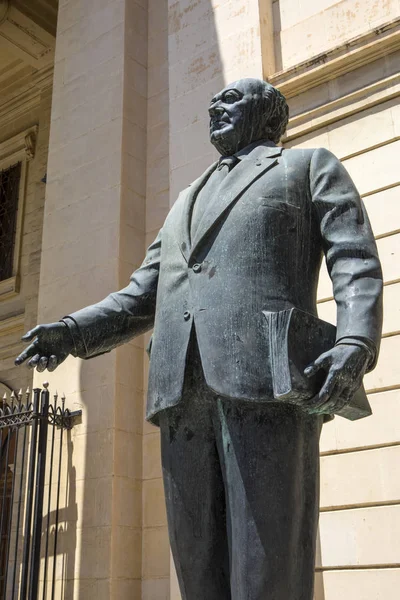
[142,578,170,600]
[148,60,169,99]
[112,579,142,600]
[320,446,400,509]
[42,185,122,252]
[119,222,145,268]
[320,389,400,453]
[364,186,400,238]
[73,526,112,580]
[147,121,169,164]
[278,0,397,70]
[143,478,168,527]
[73,476,113,529]
[344,139,400,197]
[169,43,223,100]
[147,89,169,130]
[63,24,125,85]
[56,0,125,60]
[318,504,400,567]
[40,223,119,287]
[318,568,400,600]
[146,188,170,233]
[142,526,170,579]
[113,476,142,528]
[121,186,146,232]
[123,153,146,197]
[143,431,162,480]
[112,526,142,579]
[73,429,114,482]
[125,1,148,67]
[114,383,144,435]
[365,334,400,391]
[114,430,142,480]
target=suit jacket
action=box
[65,141,383,425]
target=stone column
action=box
[34,1,148,598]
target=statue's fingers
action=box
[27,354,41,369]
[47,355,58,372]
[310,380,341,414]
[21,325,44,342]
[304,353,331,378]
[307,370,338,412]
[36,356,48,372]
[15,342,39,366]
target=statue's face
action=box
[209,79,266,156]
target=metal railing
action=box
[0,384,81,600]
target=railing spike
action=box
[2,392,7,400]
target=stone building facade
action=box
[0,0,399,598]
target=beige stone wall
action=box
[273,0,400,70]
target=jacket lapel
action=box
[189,144,282,260]
[177,162,218,262]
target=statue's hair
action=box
[261,83,289,143]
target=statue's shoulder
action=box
[281,147,316,160]
[282,146,339,162]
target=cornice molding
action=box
[0,125,38,164]
[270,18,400,99]
[0,64,53,129]
[284,73,400,142]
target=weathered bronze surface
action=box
[16,78,383,600]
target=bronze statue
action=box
[16,79,383,600]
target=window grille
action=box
[0,163,21,282]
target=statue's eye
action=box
[223,91,238,103]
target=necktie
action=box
[191,156,238,239]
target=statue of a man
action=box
[16,79,383,600]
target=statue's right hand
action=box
[14,322,74,372]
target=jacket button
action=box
[183,311,191,321]
[192,263,202,273]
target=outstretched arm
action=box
[15,229,162,371]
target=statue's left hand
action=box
[303,345,370,414]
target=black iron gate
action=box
[0,384,81,600]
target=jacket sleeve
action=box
[309,148,383,370]
[62,229,162,359]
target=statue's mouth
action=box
[210,117,230,132]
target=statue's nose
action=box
[209,104,224,117]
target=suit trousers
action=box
[159,339,323,600]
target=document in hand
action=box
[263,308,372,421]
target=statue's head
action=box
[209,78,289,156]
